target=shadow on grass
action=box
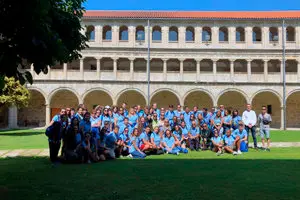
[1,156,300,200]
[0,131,45,136]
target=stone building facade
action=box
[2,11,300,129]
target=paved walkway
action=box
[1,142,300,158]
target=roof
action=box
[84,10,300,20]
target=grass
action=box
[0,129,299,150]
[1,148,300,200]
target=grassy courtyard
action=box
[0,129,299,150]
[1,148,300,200]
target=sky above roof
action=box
[84,0,300,11]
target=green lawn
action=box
[0,129,299,150]
[1,148,300,200]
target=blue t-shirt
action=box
[165,111,175,120]
[118,133,129,143]
[105,132,117,149]
[150,132,162,146]
[128,114,138,127]
[79,120,91,134]
[232,116,242,130]
[117,115,125,126]
[90,116,101,127]
[75,133,82,145]
[212,136,222,144]
[183,112,191,124]
[232,129,247,140]
[74,113,83,121]
[129,136,139,153]
[223,135,235,146]
[101,115,111,127]
[213,117,222,125]
[163,136,175,148]
[202,112,211,124]
[52,115,60,122]
[189,126,200,137]
[138,132,150,147]
[118,124,132,135]
[174,110,182,118]
[181,126,189,138]
[173,130,182,141]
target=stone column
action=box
[281,60,284,83]
[130,58,134,80]
[45,104,51,126]
[180,59,184,81]
[213,59,217,82]
[96,58,101,79]
[80,59,84,80]
[130,26,136,46]
[297,59,300,82]
[264,59,268,82]
[30,64,35,79]
[229,27,235,44]
[212,26,218,45]
[296,27,300,48]
[247,59,252,82]
[47,66,51,80]
[196,59,201,82]
[63,63,67,80]
[96,25,103,44]
[162,26,168,45]
[278,26,283,47]
[113,58,118,80]
[195,27,201,43]
[245,27,252,46]
[280,106,284,130]
[8,105,18,129]
[113,26,119,45]
[230,59,234,81]
[163,58,167,81]
[262,27,269,47]
[179,26,186,47]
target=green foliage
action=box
[0,77,30,108]
[0,0,88,88]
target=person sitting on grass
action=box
[117,127,130,157]
[200,123,212,150]
[163,130,180,155]
[105,126,119,159]
[138,126,153,152]
[82,133,99,163]
[128,128,147,159]
[180,121,189,148]
[211,129,223,156]
[188,120,200,151]
[223,129,238,155]
[150,126,164,155]
[232,123,248,155]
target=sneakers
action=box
[216,150,222,156]
[176,152,180,156]
[233,151,238,155]
[127,154,133,158]
[237,150,242,155]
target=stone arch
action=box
[82,88,113,111]
[183,89,215,109]
[217,89,249,113]
[287,89,300,128]
[251,89,282,128]
[49,88,80,119]
[18,89,46,127]
[150,89,181,109]
[116,89,147,108]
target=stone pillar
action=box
[63,63,67,80]
[262,27,269,47]
[196,59,201,82]
[264,59,268,82]
[213,59,217,81]
[96,58,101,79]
[278,26,283,47]
[195,27,202,43]
[45,104,51,126]
[130,26,136,46]
[179,26,186,47]
[297,59,300,82]
[230,59,234,81]
[281,60,284,83]
[130,58,134,80]
[8,105,18,129]
[96,25,102,44]
[296,27,300,48]
[162,26,168,45]
[30,64,35,79]
[247,59,252,82]
[245,27,252,46]
[280,106,284,130]
[212,26,218,45]
[113,26,119,45]
[47,66,51,80]
[80,59,84,80]
[113,58,118,80]
[163,58,167,81]
[180,59,184,81]
[229,27,235,44]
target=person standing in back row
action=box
[258,106,272,151]
[242,104,258,149]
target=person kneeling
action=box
[211,129,223,156]
[128,128,147,159]
[163,130,180,155]
[150,127,164,155]
[223,129,238,155]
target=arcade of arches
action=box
[4,89,300,129]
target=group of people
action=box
[45,102,272,164]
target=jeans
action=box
[245,126,257,148]
[164,147,180,155]
[130,150,146,159]
[188,138,200,150]
[49,142,61,163]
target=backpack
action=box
[240,141,248,152]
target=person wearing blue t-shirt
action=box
[232,123,248,154]
[165,105,175,120]
[128,128,146,159]
[163,130,180,155]
[188,121,200,151]
[232,110,242,130]
[128,108,139,128]
[222,109,232,132]
[223,129,238,155]
[183,106,191,124]
[117,127,131,156]
[90,110,101,139]
[100,109,111,129]
[79,112,92,135]
[202,108,211,125]
[180,121,189,148]
[81,133,99,163]
[138,126,153,152]
[105,126,119,159]
[211,129,224,156]
[174,104,182,118]
[150,126,164,155]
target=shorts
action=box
[260,129,270,139]
[107,148,116,159]
[225,145,235,150]
[140,144,146,151]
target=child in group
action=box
[211,129,223,156]
[128,128,147,159]
[223,129,238,155]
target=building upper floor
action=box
[82,10,300,49]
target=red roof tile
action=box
[84,10,300,19]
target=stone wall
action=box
[83,91,113,111]
[50,90,79,109]
[117,91,147,108]
[184,91,214,109]
[217,92,247,115]
[287,92,300,128]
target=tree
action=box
[0,0,88,89]
[0,77,30,108]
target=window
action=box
[186,27,195,42]
[152,26,162,41]
[169,26,178,42]
[102,25,112,40]
[86,25,95,41]
[119,26,128,41]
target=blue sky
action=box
[84,0,300,11]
